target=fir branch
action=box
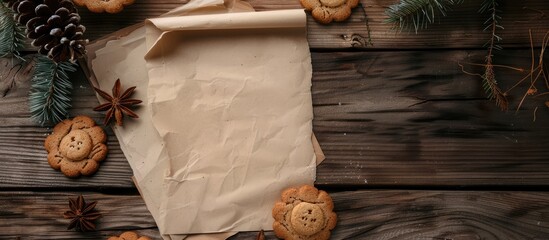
[480,0,508,111]
[0,1,26,61]
[29,55,76,126]
[385,0,463,33]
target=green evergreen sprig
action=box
[385,0,463,32]
[0,1,25,60]
[29,55,76,126]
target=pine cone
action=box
[8,0,40,25]
[13,0,88,62]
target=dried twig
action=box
[480,0,508,111]
[256,230,266,240]
[509,30,549,113]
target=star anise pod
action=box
[93,79,142,126]
[63,195,102,232]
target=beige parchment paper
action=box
[85,1,322,238]
[144,9,316,234]
[89,1,253,239]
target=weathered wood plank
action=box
[312,49,549,186]
[1,48,549,188]
[1,190,549,239]
[75,0,549,49]
[307,0,549,49]
[0,59,135,188]
[0,192,157,239]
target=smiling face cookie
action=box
[291,202,326,236]
[44,116,108,177]
[300,0,359,24]
[272,185,337,240]
[59,130,93,161]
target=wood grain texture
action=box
[1,47,549,188]
[0,57,134,188]
[307,0,549,49]
[1,191,548,239]
[1,0,548,239]
[0,192,157,239]
[312,49,549,186]
[75,0,549,49]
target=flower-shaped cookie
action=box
[108,231,151,240]
[272,185,337,240]
[73,0,135,14]
[44,116,108,177]
[300,0,359,24]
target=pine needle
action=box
[29,55,76,126]
[0,2,25,61]
[385,0,463,33]
[513,30,549,113]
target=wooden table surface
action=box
[1,0,549,239]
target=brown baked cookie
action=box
[44,116,108,177]
[108,231,151,240]
[272,185,337,240]
[300,0,359,24]
[73,0,135,14]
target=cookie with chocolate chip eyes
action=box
[272,185,337,240]
[300,0,359,24]
[44,116,108,177]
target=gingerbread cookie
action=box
[108,231,151,240]
[73,0,135,14]
[272,185,337,240]
[44,116,108,177]
[300,0,359,24]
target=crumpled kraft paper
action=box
[84,0,322,238]
[144,9,316,234]
[88,0,253,183]
[87,1,252,239]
